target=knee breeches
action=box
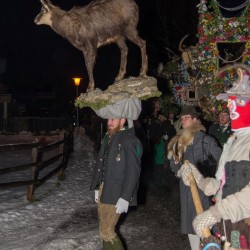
[98,185,120,242]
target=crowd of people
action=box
[89,66,250,250]
[178,67,250,250]
[141,98,233,172]
[142,99,235,249]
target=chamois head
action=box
[34,0,55,26]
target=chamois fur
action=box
[167,120,206,163]
[34,0,148,91]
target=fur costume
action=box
[167,120,206,164]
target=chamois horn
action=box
[178,34,189,52]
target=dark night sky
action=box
[0,0,200,95]
[0,1,245,107]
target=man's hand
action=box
[95,190,99,203]
[115,198,129,214]
[179,161,203,186]
[162,134,169,141]
[193,205,221,237]
[179,161,220,195]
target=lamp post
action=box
[72,77,82,128]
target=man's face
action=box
[180,115,197,129]
[107,118,125,136]
[169,113,175,119]
[153,103,161,115]
[218,112,230,125]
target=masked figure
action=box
[179,65,250,249]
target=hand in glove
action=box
[115,198,129,214]
[193,205,221,237]
[95,190,99,203]
[179,161,203,186]
[179,161,221,196]
[162,134,169,141]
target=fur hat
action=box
[179,105,200,117]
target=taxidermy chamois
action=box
[34,0,148,92]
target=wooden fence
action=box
[0,131,73,201]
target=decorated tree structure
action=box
[170,0,250,120]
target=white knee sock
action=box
[188,234,200,250]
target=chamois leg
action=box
[115,37,128,82]
[126,32,148,77]
[83,48,96,92]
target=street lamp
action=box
[72,77,82,128]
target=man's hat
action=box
[179,105,200,117]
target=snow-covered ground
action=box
[0,133,190,250]
[0,134,102,250]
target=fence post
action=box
[57,132,68,184]
[27,143,40,201]
[57,142,67,184]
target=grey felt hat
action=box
[94,97,141,128]
[179,105,200,117]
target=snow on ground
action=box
[0,134,103,250]
[0,133,191,250]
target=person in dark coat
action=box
[208,108,233,147]
[167,105,222,250]
[90,117,142,250]
[180,66,250,247]
[146,99,176,166]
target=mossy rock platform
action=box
[75,76,161,110]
